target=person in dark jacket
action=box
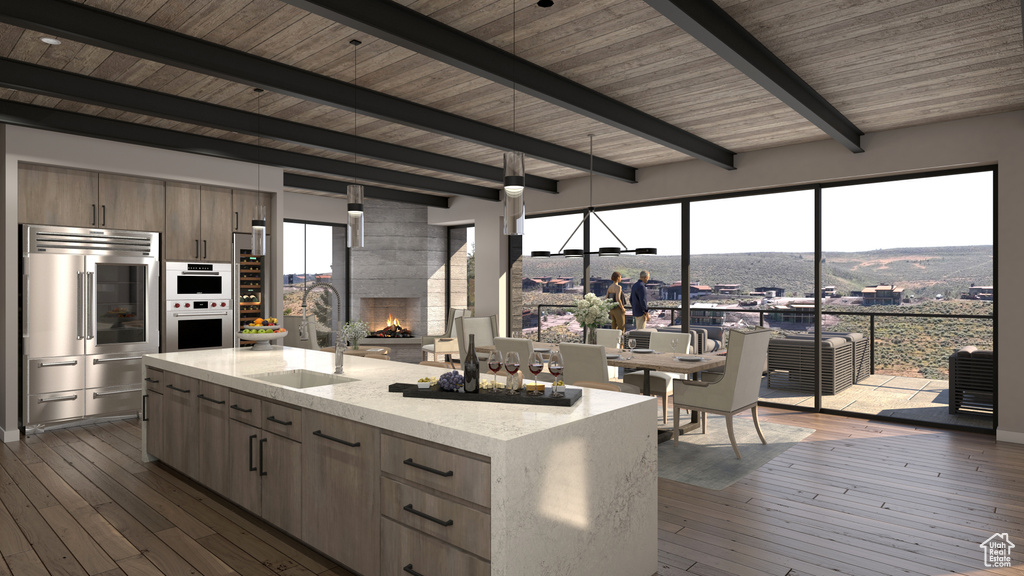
[630,271,650,329]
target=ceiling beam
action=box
[0,58,558,193]
[280,0,736,170]
[643,0,863,153]
[284,173,449,208]
[0,99,498,201]
[0,0,637,182]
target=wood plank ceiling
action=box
[0,0,1021,203]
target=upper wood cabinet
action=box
[19,164,98,228]
[164,183,232,262]
[18,164,165,232]
[98,174,165,232]
[232,189,259,234]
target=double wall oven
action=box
[165,262,234,352]
[22,225,159,431]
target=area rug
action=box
[658,416,814,490]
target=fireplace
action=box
[359,297,419,338]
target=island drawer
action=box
[228,391,261,426]
[381,477,490,560]
[381,517,489,576]
[381,434,490,507]
[262,400,302,441]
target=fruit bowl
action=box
[239,329,287,351]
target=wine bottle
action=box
[463,334,480,393]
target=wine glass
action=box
[548,350,564,397]
[670,337,680,356]
[486,351,502,393]
[528,351,545,395]
[504,351,520,395]
[626,338,637,359]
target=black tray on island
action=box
[388,383,581,407]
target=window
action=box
[283,221,347,348]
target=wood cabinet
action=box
[98,174,165,232]
[302,410,380,576]
[161,372,199,478]
[233,189,258,234]
[164,182,232,262]
[197,381,230,496]
[259,430,302,536]
[228,417,263,515]
[18,164,97,228]
[143,369,164,462]
[18,164,165,231]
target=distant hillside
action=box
[524,246,993,299]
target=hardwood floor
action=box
[0,411,1022,575]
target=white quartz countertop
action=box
[144,346,653,456]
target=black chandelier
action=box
[530,135,656,259]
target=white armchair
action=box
[453,316,498,362]
[422,308,470,361]
[595,328,622,350]
[672,329,772,459]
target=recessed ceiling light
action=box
[40,37,61,45]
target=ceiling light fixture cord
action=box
[255,88,263,194]
[351,39,361,185]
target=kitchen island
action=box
[142,347,657,576]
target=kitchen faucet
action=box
[299,282,344,374]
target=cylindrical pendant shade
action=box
[251,204,266,256]
[503,188,524,236]
[503,150,525,196]
[347,184,365,248]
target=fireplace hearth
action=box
[359,297,419,338]
[369,314,413,338]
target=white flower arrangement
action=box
[338,320,370,346]
[572,292,614,329]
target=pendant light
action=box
[503,0,526,235]
[347,39,365,249]
[530,135,657,258]
[251,88,267,257]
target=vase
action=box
[586,327,597,345]
[351,338,360,350]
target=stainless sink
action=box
[251,369,356,389]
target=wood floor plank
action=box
[93,501,208,576]
[194,533,277,576]
[155,527,237,576]
[0,444,58,510]
[114,555,164,576]
[0,498,32,556]
[38,504,119,575]
[3,550,49,576]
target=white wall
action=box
[2,126,284,441]
[430,111,1024,443]
[281,191,348,225]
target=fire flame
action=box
[385,313,401,328]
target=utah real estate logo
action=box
[980,533,1014,568]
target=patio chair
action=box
[672,329,772,459]
[948,346,994,414]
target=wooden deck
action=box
[0,411,1022,575]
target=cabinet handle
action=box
[266,415,292,426]
[248,434,258,471]
[92,204,96,226]
[235,211,239,230]
[312,429,360,447]
[197,394,225,405]
[39,395,78,403]
[402,504,454,527]
[166,384,191,394]
[101,205,106,226]
[203,240,207,259]
[230,404,253,413]
[144,377,160,383]
[403,458,453,478]
[93,356,142,364]
[259,438,267,476]
[142,394,148,421]
[195,239,200,259]
[403,564,425,576]
[93,390,135,398]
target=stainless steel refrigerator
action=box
[22,225,160,432]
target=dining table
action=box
[478,343,727,439]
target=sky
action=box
[285,171,994,273]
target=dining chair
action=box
[558,343,640,394]
[453,315,498,363]
[595,328,622,350]
[422,307,470,361]
[672,328,772,459]
[493,337,554,382]
[571,381,624,392]
[621,331,692,423]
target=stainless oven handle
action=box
[93,356,143,364]
[39,395,78,403]
[39,360,79,368]
[172,312,229,317]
